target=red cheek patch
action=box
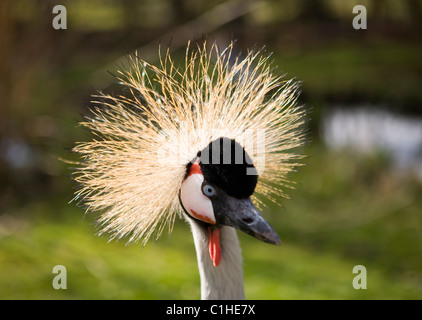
[187,159,202,177]
[180,158,216,225]
[191,210,216,225]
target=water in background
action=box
[322,106,422,181]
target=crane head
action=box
[72,42,305,254]
[180,137,281,267]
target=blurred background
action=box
[0,0,421,299]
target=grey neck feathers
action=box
[188,219,245,300]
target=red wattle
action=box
[207,227,221,267]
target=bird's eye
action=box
[202,183,216,197]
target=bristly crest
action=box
[72,41,306,245]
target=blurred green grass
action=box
[1,143,420,299]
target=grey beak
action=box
[212,191,281,245]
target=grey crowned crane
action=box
[73,42,305,299]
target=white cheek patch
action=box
[180,173,216,224]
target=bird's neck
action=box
[188,220,245,300]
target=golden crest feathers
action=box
[72,41,305,244]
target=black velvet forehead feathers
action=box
[195,137,258,199]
